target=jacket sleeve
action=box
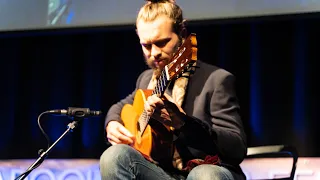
[178,72,247,165]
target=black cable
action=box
[14,111,51,180]
[38,111,52,150]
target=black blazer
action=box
[105,60,247,179]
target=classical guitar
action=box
[120,33,198,166]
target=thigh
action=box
[100,144,176,180]
[186,164,234,180]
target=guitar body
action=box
[121,89,174,166]
[121,89,153,156]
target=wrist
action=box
[172,112,186,129]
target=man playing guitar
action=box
[100,1,247,179]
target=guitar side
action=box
[121,89,153,158]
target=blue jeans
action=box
[100,144,235,180]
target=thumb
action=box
[118,125,134,138]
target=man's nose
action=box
[151,45,161,59]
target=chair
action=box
[246,145,298,180]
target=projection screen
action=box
[1,0,320,32]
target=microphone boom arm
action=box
[14,107,102,180]
[16,120,78,180]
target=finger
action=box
[148,95,165,106]
[108,139,118,146]
[109,132,133,144]
[111,130,134,144]
[145,99,157,116]
[107,134,121,144]
[144,101,151,111]
[146,96,157,108]
[160,108,170,118]
[117,125,134,139]
[149,97,166,113]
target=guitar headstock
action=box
[165,33,198,80]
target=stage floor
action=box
[0,157,319,179]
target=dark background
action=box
[0,12,319,160]
[2,0,320,31]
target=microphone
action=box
[48,107,102,118]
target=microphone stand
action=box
[16,117,82,180]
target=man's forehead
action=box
[137,17,173,43]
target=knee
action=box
[187,165,233,180]
[100,144,138,179]
[99,144,132,169]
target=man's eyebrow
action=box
[141,37,171,45]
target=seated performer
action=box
[100,0,247,179]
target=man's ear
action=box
[179,27,187,40]
[179,19,187,41]
[178,27,187,45]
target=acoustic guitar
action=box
[120,33,198,166]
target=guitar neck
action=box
[151,69,170,96]
[138,69,170,135]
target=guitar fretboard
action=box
[138,69,170,135]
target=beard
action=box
[144,56,163,78]
[143,39,182,78]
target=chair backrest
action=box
[246,145,298,180]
